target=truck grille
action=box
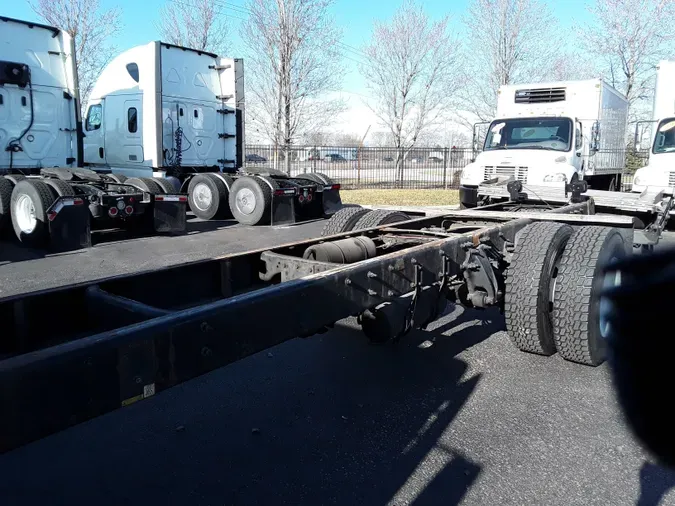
[483,165,528,183]
[669,172,675,186]
[514,87,566,104]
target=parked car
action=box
[428,156,443,162]
[382,156,394,162]
[246,154,268,163]
[409,156,424,163]
[324,153,346,162]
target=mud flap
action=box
[322,187,342,216]
[271,195,296,226]
[47,196,91,251]
[153,195,187,233]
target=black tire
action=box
[297,172,334,185]
[108,174,127,184]
[353,209,410,230]
[0,177,13,231]
[4,174,26,186]
[126,177,163,194]
[229,176,273,226]
[459,201,477,209]
[320,207,371,236]
[553,226,627,366]
[44,179,76,197]
[504,222,574,356]
[152,177,177,194]
[10,179,56,246]
[187,174,231,220]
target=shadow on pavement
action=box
[637,461,675,506]
[0,304,496,506]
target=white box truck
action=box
[459,79,629,208]
[631,61,675,194]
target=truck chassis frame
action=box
[0,199,646,452]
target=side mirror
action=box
[590,122,600,153]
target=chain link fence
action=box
[245,145,646,191]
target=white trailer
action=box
[632,61,675,194]
[460,79,629,208]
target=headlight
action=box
[543,173,568,182]
[633,176,642,186]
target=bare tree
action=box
[579,0,675,117]
[360,1,462,183]
[156,0,229,54]
[241,0,344,173]
[331,132,361,147]
[460,0,558,123]
[29,0,122,109]
[547,53,598,82]
[368,131,395,147]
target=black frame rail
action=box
[0,200,630,452]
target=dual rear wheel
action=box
[505,222,627,366]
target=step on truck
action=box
[0,17,187,250]
[0,192,668,452]
[460,79,629,208]
[82,40,342,227]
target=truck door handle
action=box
[99,147,104,158]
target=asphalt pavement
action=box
[0,216,326,300]
[1,223,674,505]
[2,304,675,505]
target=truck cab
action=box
[83,41,243,187]
[632,61,675,195]
[0,17,80,173]
[460,80,628,208]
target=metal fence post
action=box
[443,147,448,190]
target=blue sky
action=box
[3,0,593,133]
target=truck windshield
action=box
[653,117,675,153]
[484,117,572,152]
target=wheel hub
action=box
[193,183,213,211]
[599,259,622,339]
[236,188,256,215]
[15,194,37,233]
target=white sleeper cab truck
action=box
[632,61,675,195]
[0,16,80,173]
[0,17,186,250]
[460,79,629,208]
[83,42,341,225]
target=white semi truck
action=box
[82,42,341,225]
[0,16,341,250]
[460,80,629,208]
[0,16,187,249]
[632,61,675,194]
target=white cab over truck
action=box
[632,61,675,194]
[83,42,342,225]
[460,79,629,208]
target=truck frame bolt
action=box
[367,271,377,278]
[367,289,377,296]
[345,278,352,286]
[387,290,395,297]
